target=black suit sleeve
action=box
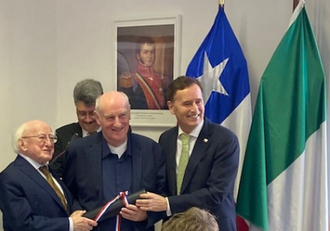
[50,123,81,179]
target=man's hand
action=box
[120,204,147,221]
[70,210,97,231]
[135,192,167,212]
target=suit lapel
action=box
[130,134,142,192]
[16,156,68,213]
[181,120,212,193]
[75,122,83,138]
[166,127,179,195]
[68,123,82,143]
[88,133,103,194]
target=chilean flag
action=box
[186,5,251,230]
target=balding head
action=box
[95,91,130,114]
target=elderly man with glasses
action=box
[0,120,98,231]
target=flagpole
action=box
[219,0,224,7]
[293,0,299,11]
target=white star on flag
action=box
[197,53,229,104]
[186,5,252,230]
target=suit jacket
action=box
[64,131,167,231]
[50,122,82,178]
[0,155,73,231]
[159,118,239,231]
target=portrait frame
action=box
[115,15,181,127]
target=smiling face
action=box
[19,121,55,165]
[95,92,131,147]
[168,83,204,134]
[75,101,99,133]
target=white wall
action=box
[0,0,329,230]
[0,0,57,170]
[55,0,294,140]
[0,1,56,229]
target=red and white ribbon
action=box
[93,191,128,231]
[115,191,128,231]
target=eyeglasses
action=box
[76,110,95,119]
[21,134,58,143]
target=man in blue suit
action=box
[64,91,167,231]
[136,76,239,231]
[0,120,97,231]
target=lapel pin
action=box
[203,138,208,143]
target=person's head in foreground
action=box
[161,207,219,231]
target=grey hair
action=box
[73,79,103,106]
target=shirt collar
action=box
[108,140,128,159]
[19,153,45,170]
[82,127,102,137]
[178,119,204,138]
[101,133,132,159]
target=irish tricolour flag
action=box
[236,0,328,230]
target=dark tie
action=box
[177,133,190,195]
[39,165,68,211]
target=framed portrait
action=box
[115,15,181,127]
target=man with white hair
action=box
[0,120,97,231]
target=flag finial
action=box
[219,0,224,7]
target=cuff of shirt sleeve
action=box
[165,197,172,217]
[69,217,73,231]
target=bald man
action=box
[64,92,167,231]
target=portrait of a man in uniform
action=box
[117,25,174,110]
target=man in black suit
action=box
[136,76,239,231]
[50,79,103,179]
[64,91,167,231]
[0,120,97,231]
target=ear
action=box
[94,111,102,126]
[19,139,28,152]
[167,101,175,115]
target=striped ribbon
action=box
[93,191,128,231]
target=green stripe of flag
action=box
[236,2,326,230]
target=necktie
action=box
[177,133,190,195]
[39,165,68,211]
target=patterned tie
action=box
[177,133,190,195]
[39,165,68,211]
